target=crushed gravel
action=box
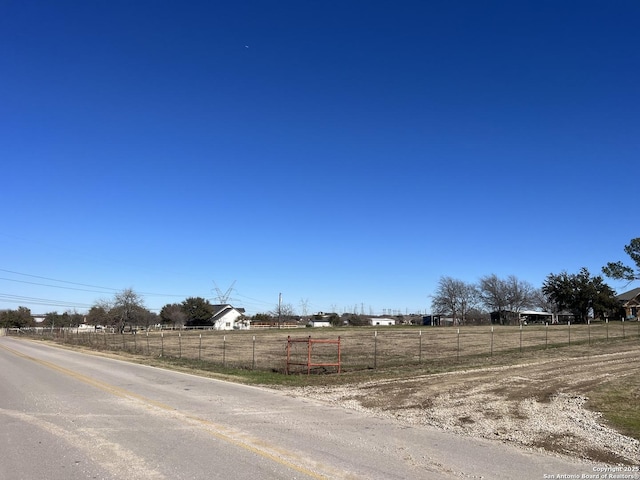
[283,351,640,466]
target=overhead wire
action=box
[0,268,195,298]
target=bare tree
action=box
[531,288,559,316]
[478,274,507,315]
[112,288,146,331]
[431,277,479,325]
[504,275,536,312]
[271,303,295,325]
[479,274,536,324]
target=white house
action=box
[369,317,396,326]
[309,318,332,327]
[211,305,249,330]
[309,312,333,328]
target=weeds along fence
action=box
[10,320,639,373]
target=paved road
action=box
[0,337,598,479]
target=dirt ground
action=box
[287,341,640,465]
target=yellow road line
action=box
[0,342,328,480]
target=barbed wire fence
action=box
[8,320,639,373]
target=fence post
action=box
[588,319,591,346]
[161,332,164,357]
[418,330,422,363]
[252,335,256,370]
[606,318,609,341]
[198,334,202,360]
[568,321,571,345]
[519,324,523,353]
[222,335,226,367]
[374,330,378,369]
[490,326,494,356]
[545,323,548,349]
[457,328,460,361]
[622,318,625,339]
[307,335,312,375]
[178,332,182,358]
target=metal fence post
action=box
[490,326,494,356]
[252,335,256,370]
[418,330,422,363]
[568,321,571,345]
[545,323,548,349]
[223,335,226,367]
[374,331,377,369]
[198,334,202,361]
[519,324,523,353]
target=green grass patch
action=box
[588,376,640,441]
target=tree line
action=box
[2,238,639,329]
[431,269,618,325]
[431,238,640,325]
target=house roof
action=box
[211,304,245,322]
[616,288,640,302]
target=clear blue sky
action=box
[1,1,638,316]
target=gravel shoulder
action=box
[282,343,640,465]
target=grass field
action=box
[19,320,638,374]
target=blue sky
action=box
[1,1,638,316]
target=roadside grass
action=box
[588,375,640,441]
[102,335,640,389]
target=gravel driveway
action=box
[283,342,640,466]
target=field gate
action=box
[286,336,341,374]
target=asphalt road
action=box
[0,336,598,479]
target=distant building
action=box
[369,317,396,326]
[309,312,332,327]
[490,310,557,325]
[211,304,249,330]
[617,288,640,320]
[309,318,331,327]
[422,315,440,326]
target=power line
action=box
[0,277,115,294]
[0,268,119,291]
[0,268,191,298]
[0,293,93,309]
